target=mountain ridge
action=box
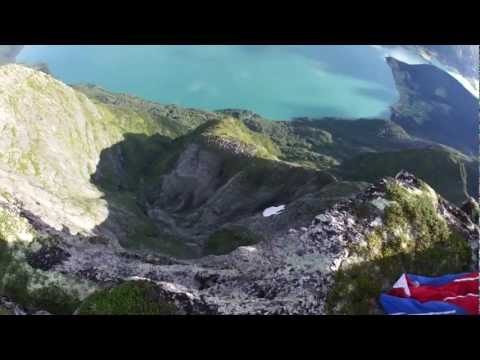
[387,57,478,156]
[0,61,478,314]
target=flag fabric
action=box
[380,272,479,315]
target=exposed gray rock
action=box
[13,171,472,315]
[0,297,27,315]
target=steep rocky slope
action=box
[0,172,477,314]
[0,65,219,244]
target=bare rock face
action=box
[461,197,480,224]
[0,296,27,315]
[159,143,224,211]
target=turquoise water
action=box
[18,45,399,120]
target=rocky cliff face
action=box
[0,65,219,243]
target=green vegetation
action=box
[90,115,336,258]
[1,266,80,315]
[75,83,218,139]
[339,148,477,205]
[96,190,198,258]
[76,281,177,315]
[199,117,282,160]
[306,118,411,143]
[238,117,415,170]
[204,227,261,255]
[1,214,82,315]
[93,133,171,192]
[326,180,472,314]
[0,238,13,285]
[241,117,336,169]
[1,261,30,308]
[0,246,82,314]
[27,285,81,315]
[1,63,477,315]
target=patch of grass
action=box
[28,284,81,315]
[0,238,13,280]
[1,262,30,308]
[76,281,177,315]
[1,238,81,315]
[204,227,260,255]
[75,83,219,140]
[199,117,282,160]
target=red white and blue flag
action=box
[380,272,479,315]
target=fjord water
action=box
[18,45,399,120]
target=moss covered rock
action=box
[0,207,91,314]
[76,281,178,315]
[325,173,474,314]
[0,307,9,315]
[0,249,84,315]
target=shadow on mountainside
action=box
[335,148,479,206]
[88,132,351,259]
[88,128,479,259]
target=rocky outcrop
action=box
[0,297,26,315]
[461,197,480,224]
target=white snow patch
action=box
[263,205,285,217]
[239,246,257,253]
[125,276,152,282]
